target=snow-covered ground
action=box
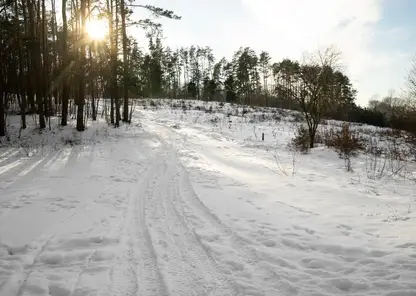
[0,100,416,296]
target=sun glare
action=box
[86,19,108,41]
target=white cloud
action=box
[239,0,412,104]
[133,0,411,105]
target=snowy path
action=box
[0,111,416,296]
[0,121,235,296]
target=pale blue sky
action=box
[133,0,416,106]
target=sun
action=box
[86,19,108,41]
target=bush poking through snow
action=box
[291,112,304,123]
[324,124,364,171]
[272,149,299,177]
[290,124,310,154]
[366,139,387,180]
[384,204,411,222]
[385,138,409,178]
[150,100,158,109]
[61,138,82,146]
[365,136,411,180]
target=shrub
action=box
[365,138,386,179]
[181,101,187,111]
[324,123,364,171]
[291,112,304,122]
[272,113,281,122]
[289,124,310,153]
[150,100,157,108]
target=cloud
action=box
[132,0,411,105]
[239,0,410,104]
[240,0,381,49]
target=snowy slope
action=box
[0,103,416,296]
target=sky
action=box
[132,0,416,106]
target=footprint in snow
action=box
[261,239,277,248]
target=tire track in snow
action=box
[139,123,207,295]
[133,158,169,296]
[111,140,168,296]
[162,154,236,296]
[145,153,201,296]
[176,159,304,295]
[150,121,288,295]
[136,130,234,296]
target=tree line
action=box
[0,0,179,136]
[1,0,416,139]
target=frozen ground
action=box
[0,100,416,296]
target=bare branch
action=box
[406,57,416,99]
[303,45,343,70]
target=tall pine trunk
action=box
[76,0,86,131]
[32,0,45,128]
[0,91,4,137]
[61,0,70,125]
[14,0,26,128]
[22,0,36,114]
[42,0,50,119]
[88,48,97,121]
[121,0,129,122]
[114,0,120,126]
[108,0,118,126]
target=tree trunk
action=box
[105,0,114,125]
[76,101,84,130]
[308,125,315,149]
[76,0,86,131]
[0,91,4,137]
[115,0,120,127]
[61,0,69,126]
[110,97,114,124]
[309,136,314,149]
[14,0,27,129]
[20,0,31,123]
[30,0,45,128]
[87,46,97,121]
[121,0,129,122]
[91,95,96,120]
[42,0,49,118]
[109,0,119,126]
[48,96,53,117]
[115,98,120,126]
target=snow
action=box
[1,100,416,296]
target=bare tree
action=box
[293,46,354,148]
[406,57,416,99]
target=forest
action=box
[1,0,416,139]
